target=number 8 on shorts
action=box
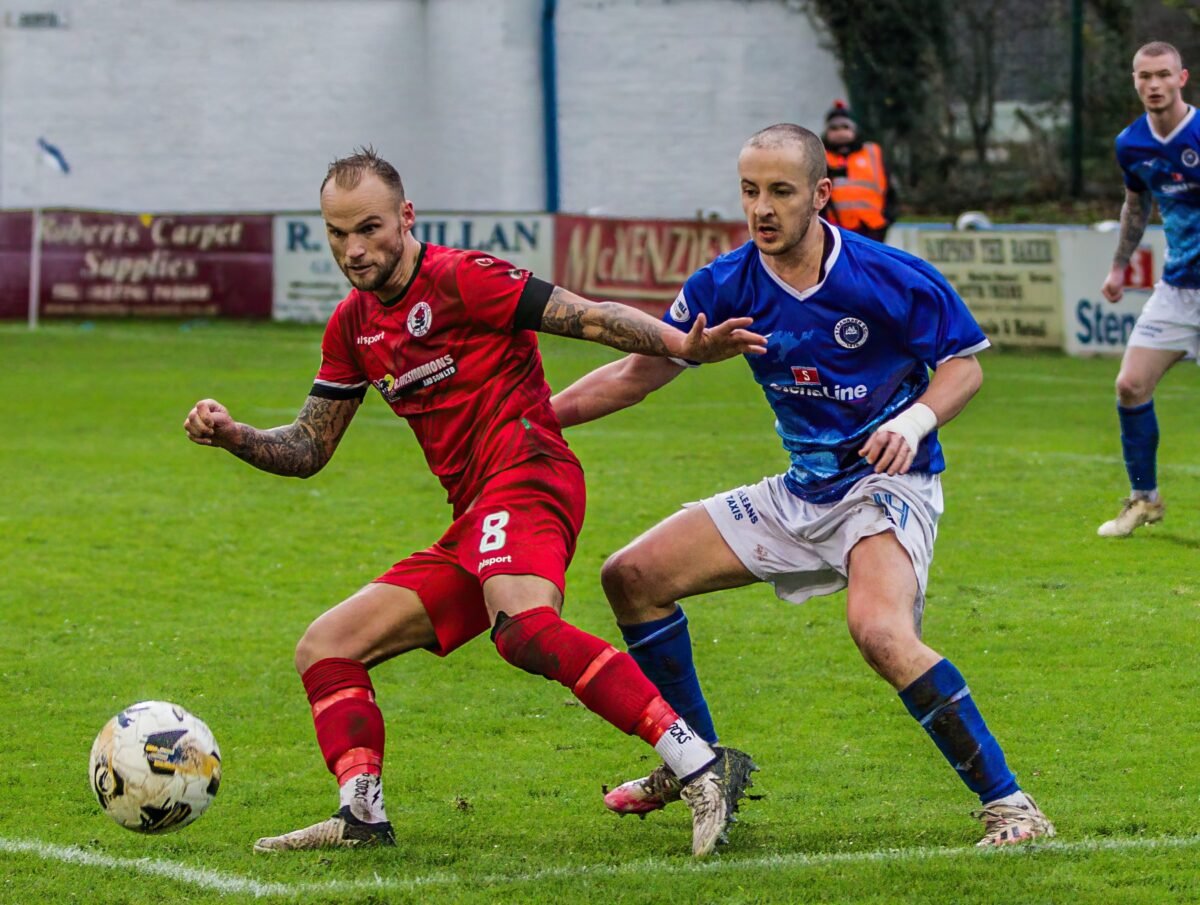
[479,511,510,552]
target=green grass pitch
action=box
[1,320,1197,904]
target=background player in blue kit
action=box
[551,123,1055,847]
[1098,41,1200,538]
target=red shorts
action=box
[375,456,586,656]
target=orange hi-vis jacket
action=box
[825,142,888,231]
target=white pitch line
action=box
[3,833,1199,900]
[966,444,1200,477]
[0,837,292,897]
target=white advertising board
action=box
[273,213,555,323]
[901,229,1063,348]
[1058,227,1166,357]
[891,224,1168,357]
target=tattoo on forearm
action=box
[230,396,358,477]
[541,289,587,338]
[542,289,670,356]
[1113,192,1152,266]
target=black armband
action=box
[513,277,555,331]
[309,382,367,401]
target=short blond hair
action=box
[743,123,827,187]
[1133,41,1183,70]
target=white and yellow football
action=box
[88,701,221,833]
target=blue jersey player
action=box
[551,123,1055,847]
[1098,41,1200,537]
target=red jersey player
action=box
[183,148,765,857]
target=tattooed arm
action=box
[183,395,360,478]
[1101,188,1153,303]
[538,286,766,363]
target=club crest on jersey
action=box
[1182,147,1199,168]
[474,257,495,267]
[833,317,869,349]
[791,366,821,385]
[407,301,432,337]
[669,295,690,323]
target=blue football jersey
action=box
[665,223,989,504]
[1115,106,1200,288]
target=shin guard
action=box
[301,657,386,784]
[492,607,676,742]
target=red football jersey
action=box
[312,244,578,511]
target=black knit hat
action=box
[825,99,857,126]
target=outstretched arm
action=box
[552,354,685,428]
[1101,188,1153,303]
[183,394,361,478]
[539,286,765,363]
[859,355,983,476]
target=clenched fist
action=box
[183,399,241,448]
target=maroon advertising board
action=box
[554,214,749,314]
[0,211,33,319]
[2,210,274,319]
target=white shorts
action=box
[1128,281,1200,362]
[698,471,943,611]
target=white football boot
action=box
[1097,497,1165,537]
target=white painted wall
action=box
[0,0,547,212]
[0,0,842,217]
[556,0,843,218]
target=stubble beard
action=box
[343,248,403,293]
[760,209,815,259]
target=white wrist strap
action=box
[877,402,937,453]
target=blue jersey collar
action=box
[1147,104,1195,144]
[756,218,842,302]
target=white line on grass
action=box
[0,836,292,897]
[968,445,1200,476]
[992,370,1196,390]
[3,833,1199,900]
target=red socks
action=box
[492,606,678,744]
[301,609,685,787]
[301,657,386,785]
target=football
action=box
[88,701,222,833]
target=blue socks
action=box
[899,659,1019,804]
[1118,401,1158,493]
[619,607,718,744]
[625,617,1021,802]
